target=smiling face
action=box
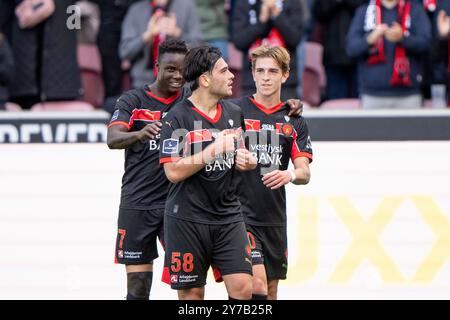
[204,57,235,99]
[252,57,289,98]
[156,52,185,95]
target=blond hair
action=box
[250,45,291,74]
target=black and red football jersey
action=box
[231,96,313,226]
[159,98,246,225]
[108,85,187,210]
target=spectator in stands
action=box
[347,0,432,109]
[231,0,304,100]
[417,0,437,101]
[296,0,312,99]
[76,1,100,45]
[0,33,14,110]
[430,1,450,105]
[195,0,229,61]
[119,0,202,89]
[227,0,237,35]
[89,0,139,113]
[313,0,365,101]
[0,0,82,110]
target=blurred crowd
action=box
[0,0,449,112]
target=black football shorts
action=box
[114,208,165,265]
[162,215,252,289]
[246,224,288,280]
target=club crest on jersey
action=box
[162,138,179,154]
[281,123,294,137]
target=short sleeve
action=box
[291,117,313,163]
[159,113,185,164]
[107,93,138,130]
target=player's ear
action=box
[200,73,210,88]
[281,70,290,84]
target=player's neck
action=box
[253,91,282,109]
[189,90,219,115]
[148,82,176,99]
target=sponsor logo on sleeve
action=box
[111,110,119,122]
[162,138,179,154]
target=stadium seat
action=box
[319,99,360,109]
[30,101,95,111]
[302,42,326,107]
[77,44,105,108]
[4,102,22,111]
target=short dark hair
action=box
[157,39,188,62]
[183,45,222,91]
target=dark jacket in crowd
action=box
[230,0,304,91]
[0,0,81,102]
[0,35,14,106]
[346,1,431,96]
[90,0,140,98]
[314,0,367,68]
[431,0,450,85]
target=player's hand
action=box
[213,129,239,155]
[235,148,257,171]
[262,170,291,189]
[138,122,162,141]
[286,99,303,117]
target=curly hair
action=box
[157,39,189,62]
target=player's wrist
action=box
[288,169,296,183]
